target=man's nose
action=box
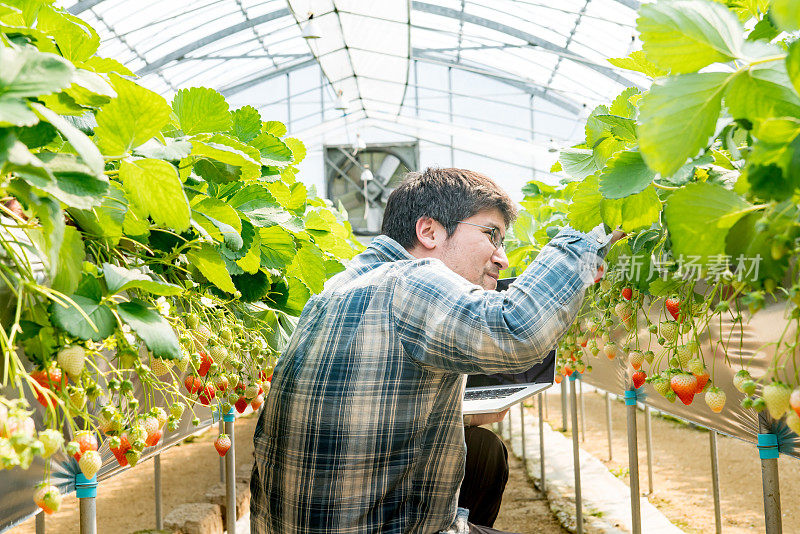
[493,246,509,270]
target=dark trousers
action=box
[458,426,510,529]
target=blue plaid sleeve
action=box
[392,229,605,374]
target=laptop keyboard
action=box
[464,386,526,401]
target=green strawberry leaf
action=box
[229,105,261,142]
[186,243,237,294]
[117,300,181,360]
[31,103,105,178]
[725,60,800,123]
[607,50,668,78]
[121,158,190,232]
[664,182,754,262]
[51,225,85,294]
[102,263,184,296]
[232,270,271,302]
[250,131,293,166]
[50,295,116,341]
[639,72,731,177]
[259,226,297,270]
[598,150,655,199]
[600,185,661,232]
[35,152,109,209]
[770,0,800,32]
[262,120,287,137]
[0,46,74,98]
[788,40,800,97]
[567,176,603,232]
[171,87,232,135]
[637,1,744,73]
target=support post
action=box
[155,453,163,530]
[35,512,44,534]
[219,418,225,483]
[544,388,548,420]
[224,409,237,533]
[624,390,641,534]
[758,419,781,534]
[709,430,722,534]
[223,408,236,533]
[606,391,613,461]
[507,403,513,442]
[519,402,527,466]
[538,393,546,492]
[76,473,97,534]
[579,378,585,442]
[561,380,568,432]
[570,374,583,534]
[645,406,653,495]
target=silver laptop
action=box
[463,277,557,415]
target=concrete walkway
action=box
[501,402,685,534]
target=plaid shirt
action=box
[251,229,607,534]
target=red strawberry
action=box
[73,430,98,461]
[145,429,162,447]
[665,297,681,322]
[184,375,201,394]
[693,372,710,394]
[32,365,66,391]
[621,287,633,301]
[632,371,646,389]
[555,373,563,384]
[110,434,131,466]
[564,365,573,376]
[34,485,62,515]
[235,397,248,413]
[214,434,231,456]
[250,394,264,410]
[593,264,605,284]
[216,376,229,392]
[204,384,216,400]
[670,373,697,405]
[198,351,212,377]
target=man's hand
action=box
[468,409,509,427]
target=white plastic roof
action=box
[61,0,648,187]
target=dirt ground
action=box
[9,413,260,534]
[537,387,800,534]
[493,448,569,534]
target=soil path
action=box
[493,445,569,534]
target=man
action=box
[251,168,620,533]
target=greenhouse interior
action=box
[1,0,800,533]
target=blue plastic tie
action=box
[223,407,236,423]
[624,389,638,406]
[569,371,581,381]
[757,433,779,460]
[75,474,97,498]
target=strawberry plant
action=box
[0,2,362,517]
[505,0,800,432]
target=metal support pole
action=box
[579,378,585,443]
[709,430,722,534]
[414,60,420,117]
[507,403,513,442]
[219,418,225,483]
[543,388,548,420]
[758,419,781,534]
[76,474,97,534]
[645,406,653,495]
[606,391,613,461]
[625,390,641,534]
[519,402,527,466]
[155,453,163,530]
[538,393,546,492]
[224,409,237,533]
[35,512,44,534]
[529,94,536,179]
[447,66,454,166]
[285,73,291,132]
[570,376,583,534]
[561,380,568,432]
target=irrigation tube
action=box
[709,431,722,534]
[538,393,546,492]
[224,409,237,534]
[624,390,642,534]
[569,375,583,534]
[154,453,163,530]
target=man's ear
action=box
[415,216,440,250]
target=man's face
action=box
[440,209,510,290]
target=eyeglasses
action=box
[456,221,505,249]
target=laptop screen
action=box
[465,277,557,388]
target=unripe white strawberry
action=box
[733,369,752,393]
[676,345,696,367]
[763,381,791,419]
[152,407,167,429]
[603,341,618,360]
[244,384,259,401]
[150,358,172,376]
[174,353,190,372]
[628,350,644,370]
[34,485,62,514]
[39,429,64,458]
[210,345,228,365]
[687,357,704,375]
[659,321,679,343]
[705,387,726,413]
[170,402,185,420]
[68,387,87,410]
[786,411,800,435]
[142,416,159,438]
[79,450,102,479]
[57,345,85,379]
